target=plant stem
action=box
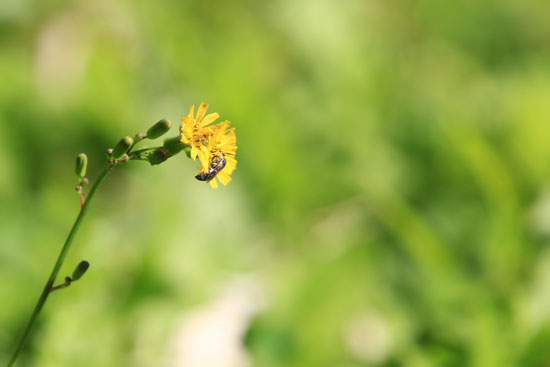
[129,146,161,155]
[128,146,162,161]
[7,165,114,367]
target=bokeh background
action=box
[1,0,550,366]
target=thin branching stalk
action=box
[7,165,114,367]
[8,102,236,365]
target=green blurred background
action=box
[1,0,550,366]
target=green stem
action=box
[129,146,161,155]
[128,146,162,161]
[7,165,114,367]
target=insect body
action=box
[195,151,226,182]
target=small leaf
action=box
[72,261,90,281]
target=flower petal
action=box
[191,146,198,160]
[196,102,209,123]
[217,171,232,186]
[198,149,209,169]
[201,112,219,126]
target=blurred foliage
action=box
[1,0,550,366]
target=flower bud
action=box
[71,260,90,281]
[112,136,134,159]
[148,148,170,166]
[163,136,187,155]
[146,119,172,139]
[75,153,87,179]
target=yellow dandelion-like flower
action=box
[179,102,220,169]
[196,120,238,189]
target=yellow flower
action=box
[179,102,220,169]
[179,102,237,188]
[197,120,237,189]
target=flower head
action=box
[180,102,220,169]
[180,103,237,188]
[197,121,237,189]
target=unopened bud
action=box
[146,119,172,139]
[75,153,88,178]
[112,136,134,159]
[163,136,187,155]
[148,148,170,166]
[71,260,90,281]
[135,133,145,141]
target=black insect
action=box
[195,151,227,182]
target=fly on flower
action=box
[195,151,227,182]
[180,103,237,188]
